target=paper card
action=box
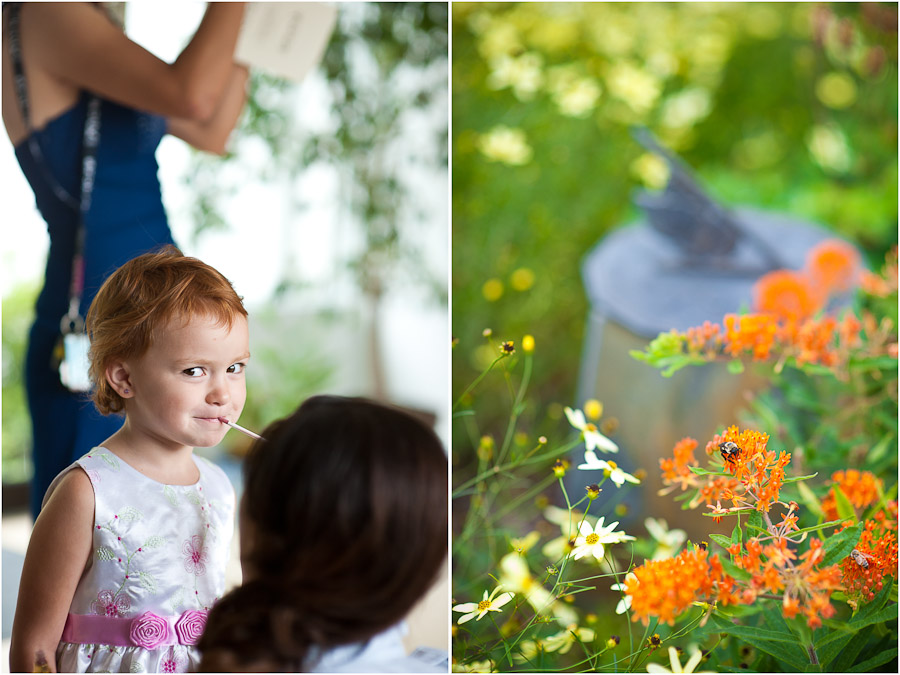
[235,2,338,83]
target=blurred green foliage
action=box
[2,281,38,484]
[451,2,898,450]
[186,2,449,306]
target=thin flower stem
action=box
[452,439,582,497]
[497,352,533,465]
[807,643,819,665]
[453,354,508,411]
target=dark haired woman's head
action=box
[198,395,448,671]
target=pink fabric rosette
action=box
[129,611,170,649]
[174,609,208,646]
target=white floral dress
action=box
[44,448,235,673]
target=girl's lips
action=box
[196,417,226,424]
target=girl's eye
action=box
[228,362,246,374]
[183,367,205,377]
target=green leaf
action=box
[847,647,898,672]
[869,433,895,466]
[747,510,765,535]
[710,534,733,550]
[782,472,818,484]
[731,522,743,547]
[689,466,729,476]
[727,359,745,374]
[796,480,825,518]
[833,486,856,521]
[821,523,861,567]
[719,557,752,582]
[791,519,847,536]
[847,355,899,372]
[817,625,870,669]
[707,614,809,671]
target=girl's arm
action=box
[9,470,95,674]
[166,63,249,155]
[23,2,247,121]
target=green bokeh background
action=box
[452,2,898,451]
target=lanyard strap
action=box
[7,4,101,322]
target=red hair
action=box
[86,246,247,415]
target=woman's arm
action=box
[9,470,95,674]
[23,2,246,121]
[167,64,249,155]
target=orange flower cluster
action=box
[723,313,778,360]
[658,437,738,510]
[706,426,791,514]
[624,546,738,626]
[821,470,884,522]
[753,239,861,323]
[729,536,842,629]
[676,310,865,370]
[860,246,898,298]
[753,270,824,323]
[805,239,862,296]
[839,504,899,609]
[667,238,876,370]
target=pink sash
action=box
[61,609,208,648]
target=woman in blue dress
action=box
[1,2,249,516]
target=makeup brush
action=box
[218,417,264,440]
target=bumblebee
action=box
[850,549,872,569]
[718,441,742,464]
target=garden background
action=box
[451,3,897,673]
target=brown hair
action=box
[197,395,448,672]
[85,245,247,415]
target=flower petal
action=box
[684,650,703,674]
[564,407,586,430]
[453,602,478,613]
[668,646,682,673]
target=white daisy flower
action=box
[647,646,713,674]
[578,452,640,487]
[569,517,635,561]
[564,407,618,453]
[609,572,637,614]
[452,586,514,624]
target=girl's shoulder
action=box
[193,454,235,499]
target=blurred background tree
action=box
[451,1,897,455]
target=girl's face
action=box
[118,313,250,452]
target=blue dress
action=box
[15,92,175,516]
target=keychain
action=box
[57,310,91,392]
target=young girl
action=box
[10,246,250,673]
[196,395,449,673]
